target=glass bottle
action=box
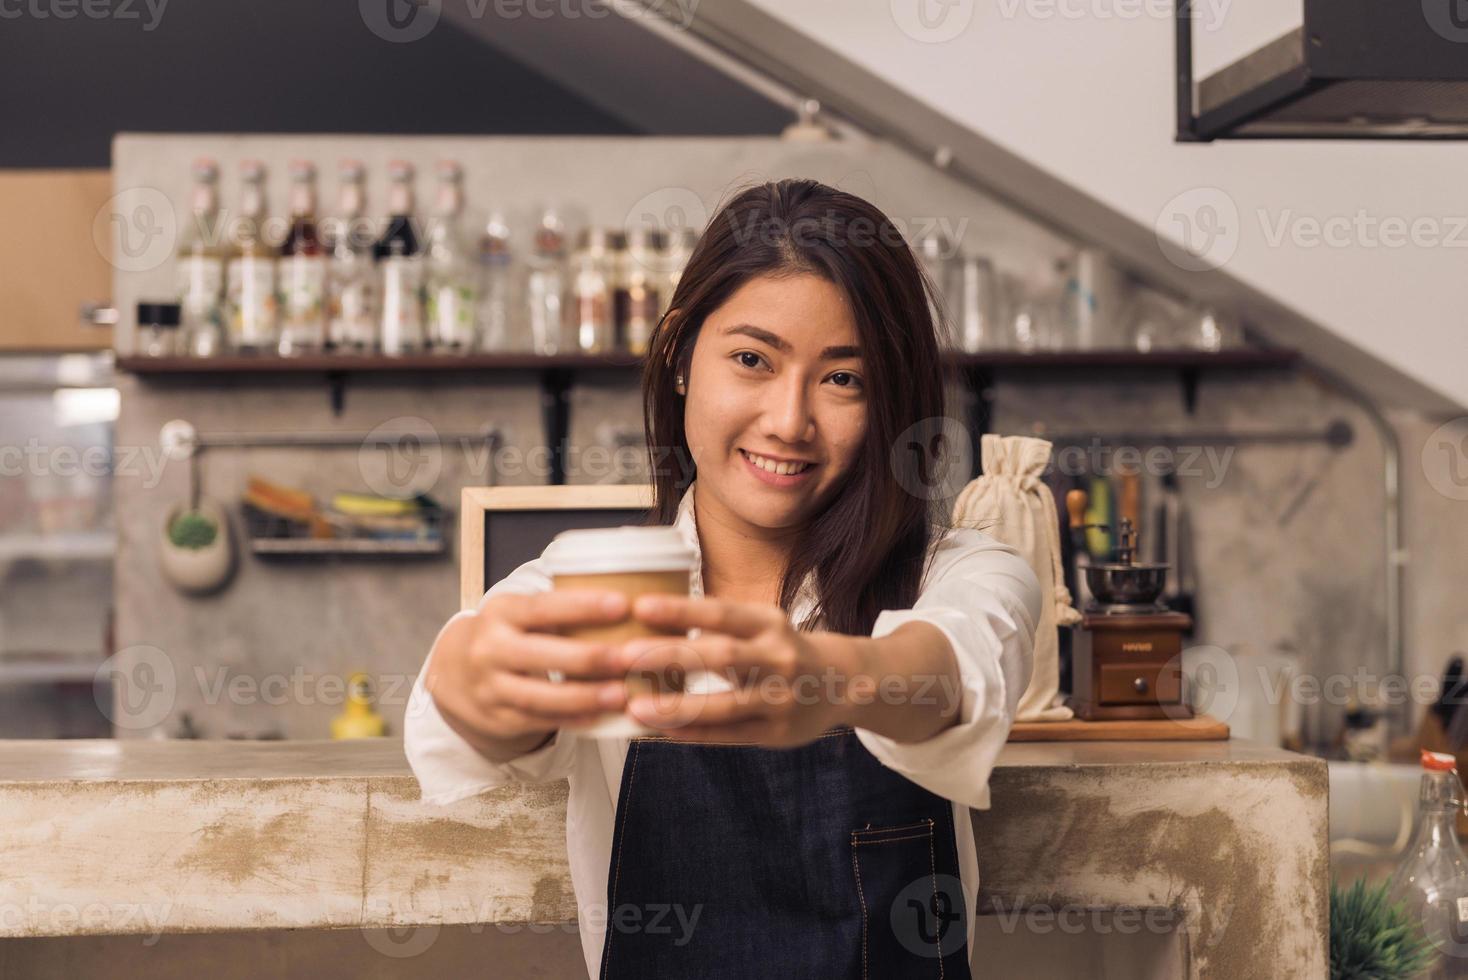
[622,227,662,356]
[525,207,568,356]
[174,157,226,358]
[662,226,696,315]
[474,210,517,352]
[423,160,476,353]
[379,240,425,356]
[373,161,424,354]
[1386,750,1468,976]
[325,160,377,352]
[373,159,420,261]
[571,227,615,354]
[225,160,278,352]
[277,160,326,355]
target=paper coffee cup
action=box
[543,526,696,738]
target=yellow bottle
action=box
[332,672,386,739]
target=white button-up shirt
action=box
[405,479,1041,979]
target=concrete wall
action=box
[109,133,1070,739]
[109,133,1465,748]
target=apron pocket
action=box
[849,817,949,978]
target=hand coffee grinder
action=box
[1065,489,1194,721]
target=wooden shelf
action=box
[118,346,1300,481]
[948,348,1299,370]
[248,537,446,558]
[1007,712,1230,742]
[117,347,1297,375]
[116,352,641,374]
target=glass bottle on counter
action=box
[622,226,662,355]
[277,160,326,355]
[525,207,568,356]
[325,160,376,352]
[373,161,424,355]
[174,157,226,358]
[474,209,517,352]
[225,160,278,352]
[571,227,615,354]
[1386,750,1468,976]
[423,160,477,353]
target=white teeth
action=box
[743,450,811,476]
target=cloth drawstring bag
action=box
[950,434,1078,722]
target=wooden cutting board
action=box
[1007,713,1230,742]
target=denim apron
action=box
[597,724,971,979]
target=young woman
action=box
[406,179,1041,979]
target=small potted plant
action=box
[158,497,235,595]
[1331,874,1435,979]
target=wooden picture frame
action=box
[459,484,656,611]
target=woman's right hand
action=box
[424,590,633,753]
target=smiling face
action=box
[681,272,869,533]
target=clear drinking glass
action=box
[957,255,998,353]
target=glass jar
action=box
[526,208,569,356]
[957,255,998,353]
[622,227,662,355]
[137,302,182,357]
[474,210,518,352]
[1181,305,1244,352]
[571,227,616,354]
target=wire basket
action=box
[241,501,449,558]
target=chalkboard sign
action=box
[459,485,658,610]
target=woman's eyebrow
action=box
[722,323,862,360]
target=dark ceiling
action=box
[0,0,787,168]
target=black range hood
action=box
[1176,1,1468,140]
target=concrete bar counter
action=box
[0,737,1327,978]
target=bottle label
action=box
[280,254,326,325]
[427,281,476,346]
[176,255,223,315]
[328,253,377,347]
[380,255,424,353]
[1457,896,1468,923]
[226,256,277,345]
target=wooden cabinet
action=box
[0,170,113,351]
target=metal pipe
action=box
[158,418,508,488]
[1030,421,1354,449]
[159,419,505,456]
[188,431,501,449]
[1298,366,1408,737]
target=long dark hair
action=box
[642,179,956,637]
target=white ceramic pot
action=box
[158,498,235,595]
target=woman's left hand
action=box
[613,594,863,746]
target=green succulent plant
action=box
[1331,874,1436,979]
[168,510,218,550]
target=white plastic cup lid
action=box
[543,526,696,576]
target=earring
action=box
[675,373,686,394]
